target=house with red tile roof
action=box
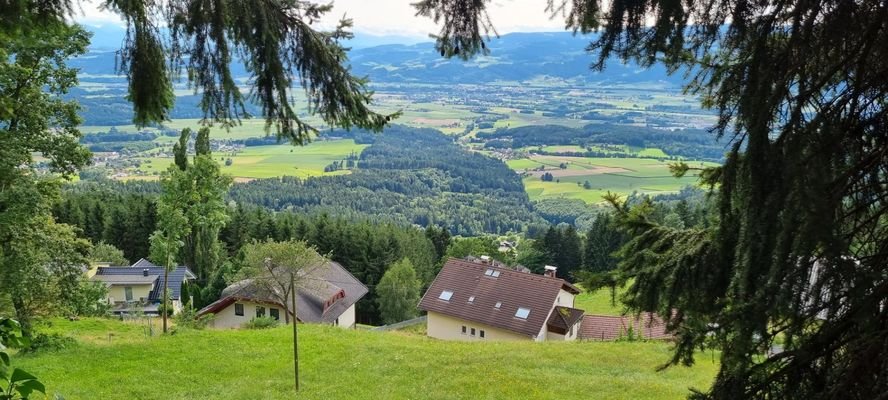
[418,258,584,341]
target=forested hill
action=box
[479,124,725,161]
[229,126,547,236]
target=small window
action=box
[494,301,502,309]
[234,303,244,316]
[480,330,485,339]
[468,296,475,304]
[484,269,493,276]
[470,328,476,336]
[256,306,266,318]
[491,271,501,277]
[270,308,280,320]
[515,307,530,319]
[461,326,467,334]
[438,290,453,301]
[124,287,133,302]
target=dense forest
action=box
[54,188,440,325]
[478,124,725,161]
[229,126,548,235]
[54,182,713,325]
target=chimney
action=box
[142,268,149,277]
[544,265,557,278]
[479,255,491,264]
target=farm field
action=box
[508,155,717,203]
[130,139,368,181]
[16,318,718,400]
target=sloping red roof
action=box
[418,258,580,337]
[546,306,586,334]
[579,313,671,341]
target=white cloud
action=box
[74,0,566,37]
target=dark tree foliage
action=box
[54,190,157,262]
[12,0,395,142]
[428,0,888,398]
[414,0,496,59]
[532,225,581,281]
[581,212,625,273]
[425,225,452,261]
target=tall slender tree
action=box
[582,212,624,273]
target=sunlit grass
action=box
[16,318,717,400]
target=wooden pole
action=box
[163,243,171,334]
[291,273,299,392]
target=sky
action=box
[76,0,567,39]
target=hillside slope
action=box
[18,319,716,399]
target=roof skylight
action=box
[439,290,453,301]
[515,307,530,319]
[491,270,501,277]
[468,296,475,303]
[494,301,502,309]
[484,269,494,276]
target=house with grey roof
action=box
[197,261,368,329]
[418,258,584,341]
[88,258,196,315]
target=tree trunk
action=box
[11,296,32,339]
[163,250,171,334]
[291,274,299,392]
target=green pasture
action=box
[15,318,718,399]
[128,139,367,180]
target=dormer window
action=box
[439,290,454,301]
[515,307,530,319]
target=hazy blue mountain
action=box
[347,32,679,85]
[73,27,680,86]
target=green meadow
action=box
[15,318,717,400]
[131,139,368,180]
[508,156,717,203]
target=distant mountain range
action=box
[74,26,681,86]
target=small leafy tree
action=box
[376,258,421,325]
[239,239,328,392]
[149,163,191,334]
[88,242,129,266]
[63,277,110,318]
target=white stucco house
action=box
[198,261,367,329]
[88,258,196,316]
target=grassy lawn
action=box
[573,285,629,316]
[15,318,717,400]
